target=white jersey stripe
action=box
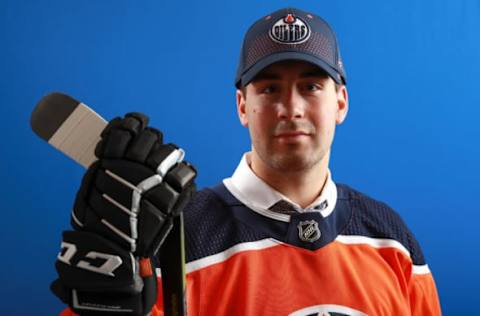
[335,235,411,257]
[186,239,281,273]
[159,236,431,275]
[413,264,431,275]
[335,235,431,275]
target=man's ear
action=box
[336,85,349,125]
[236,89,248,127]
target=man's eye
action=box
[261,85,277,94]
[305,83,321,91]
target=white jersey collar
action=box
[223,153,338,222]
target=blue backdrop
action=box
[1,0,479,314]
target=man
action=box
[53,7,441,315]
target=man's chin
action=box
[268,153,319,173]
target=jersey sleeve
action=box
[409,271,442,315]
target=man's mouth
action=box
[274,131,310,138]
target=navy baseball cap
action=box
[235,7,346,88]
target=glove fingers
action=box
[121,114,147,133]
[100,117,122,138]
[125,112,149,130]
[164,162,197,192]
[125,128,162,163]
[70,109,197,255]
[99,128,134,158]
[146,143,178,171]
[96,114,149,159]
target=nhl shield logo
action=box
[297,220,321,242]
[269,13,311,44]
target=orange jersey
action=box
[62,163,441,316]
[146,181,440,316]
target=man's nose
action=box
[277,87,306,120]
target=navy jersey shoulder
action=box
[337,183,426,265]
[181,183,427,266]
[182,187,268,263]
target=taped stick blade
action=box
[31,92,107,168]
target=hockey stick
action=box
[30,92,187,316]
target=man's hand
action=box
[51,113,196,315]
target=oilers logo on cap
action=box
[235,7,347,87]
[269,13,311,44]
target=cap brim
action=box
[237,51,344,88]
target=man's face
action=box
[236,60,348,173]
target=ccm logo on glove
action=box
[58,241,122,277]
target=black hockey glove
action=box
[51,113,196,315]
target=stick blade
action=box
[31,92,80,141]
[31,92,107,168]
